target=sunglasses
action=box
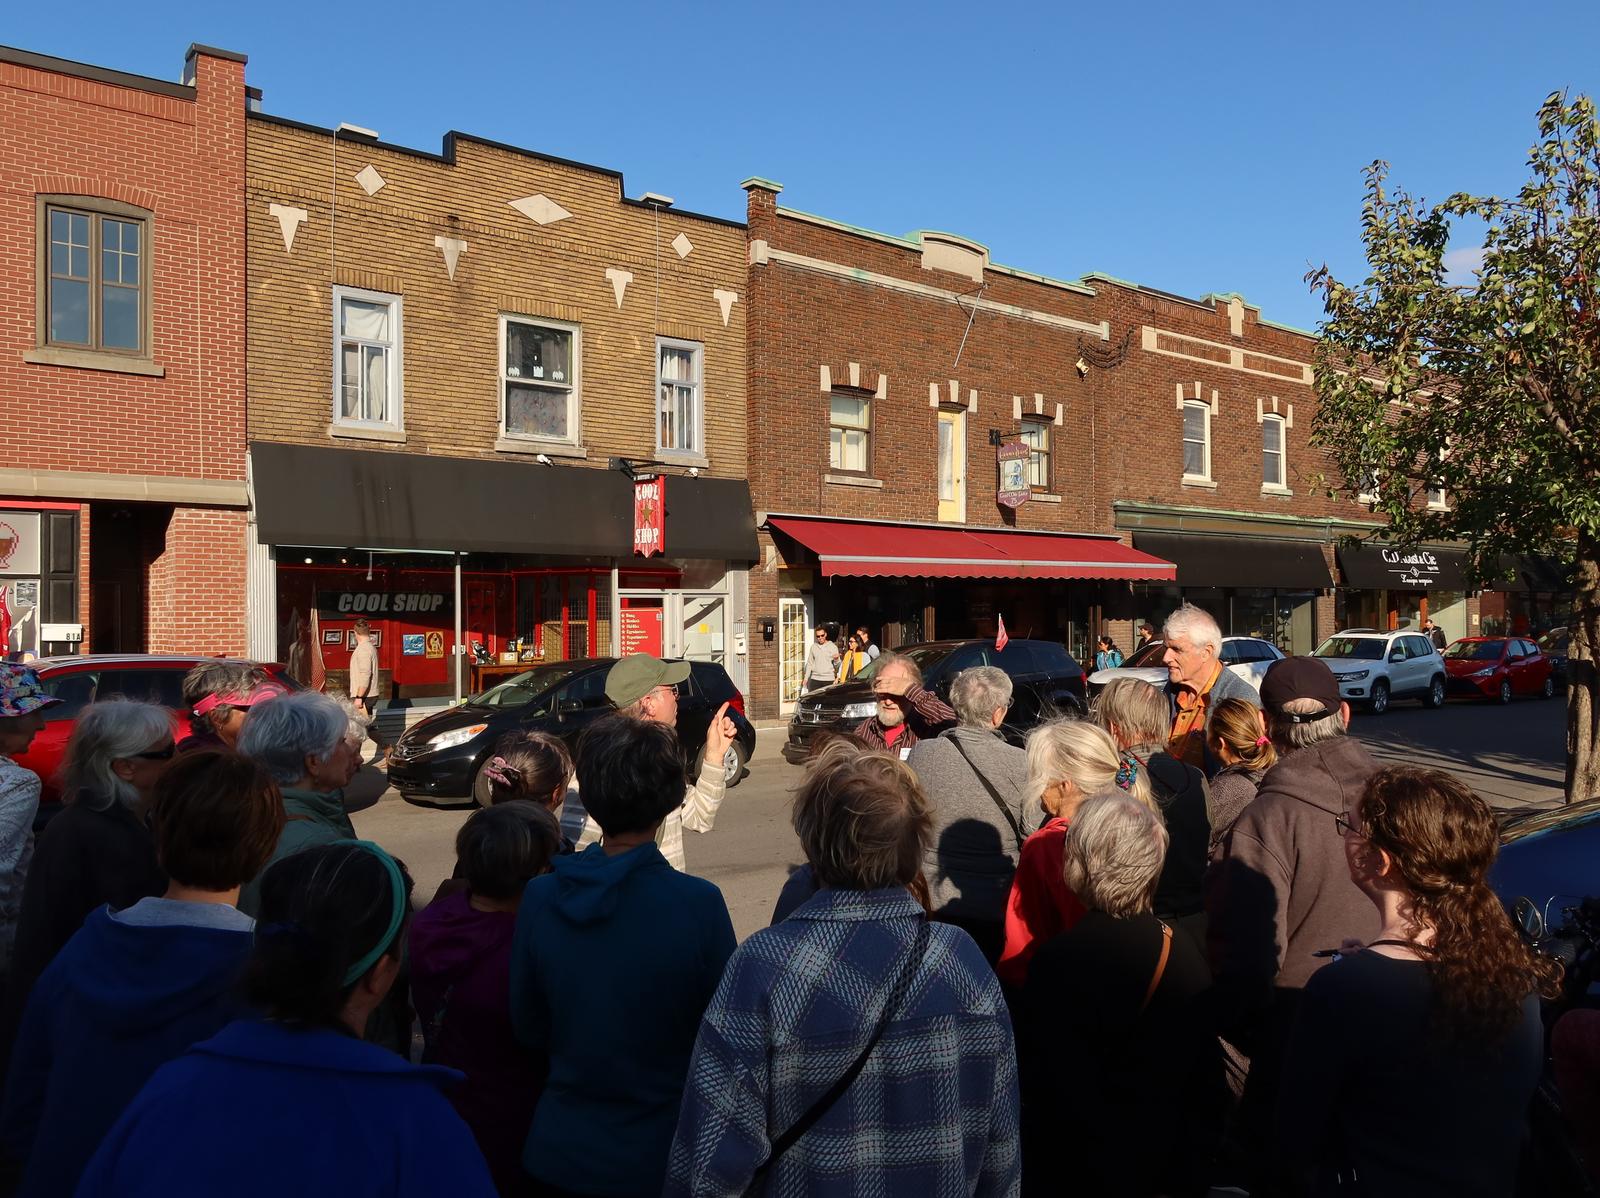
[133,743,177,761]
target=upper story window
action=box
[333,286,403,431]
[1021,417,1051,489]
[1262,414,1287,489]
[829,390,872,474]
[502,316,580,444]
[1182,400,1211,481]
[41,200,150,356]
[1426,483,1448,510]
[656,338,703,457]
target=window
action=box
[1262,415,1286,488]
[1021,417,1051,489]
[1182,401,1211,480]
[501,316,579,443]
[1355,467,1379,504]
[41,201,150,355]
[829,390,871,473]
[656,338,702,456]
[1426,483,1448,509]
[333,287,402,430]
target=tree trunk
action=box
[1565,538,1600,803]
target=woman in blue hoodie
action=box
[76,840,496,1198]
[511,714,736,1197]
[0,750,283,1197]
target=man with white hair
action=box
[850,652,956,758]
[906,666,1034,962]
[1161,604,1259,776]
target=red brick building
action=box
[0,43,250,657]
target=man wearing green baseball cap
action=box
[559,653,739,871]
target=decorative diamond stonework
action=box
[509,194,572,226]
[671,233,694,259]
[354,165,386,196]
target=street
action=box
[351,694,1571,942]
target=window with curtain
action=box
[503,317,578,442]
[1021,417,1051,488]
[334,288,402,428]
[657,339,702,455]
[1262,415,1286,488]
[829,391,871,473]
[1182,401,1211,479]
[938,419,954,501]
[44,203,148,354]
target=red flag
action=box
[307,607,328,693]
[995,613,1009,653]
[0,587,11,658]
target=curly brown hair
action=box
[1358,766,1562,1046]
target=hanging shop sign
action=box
[316,590,449,617]
[996,441,1031,509]
[634,476,665,558]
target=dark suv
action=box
[388,658,756,805]
[782,638,1085,764]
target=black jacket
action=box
[1127,745,1211,921]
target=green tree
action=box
[1308,91,1600,802]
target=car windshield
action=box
[468,663,584,709]
[1124,641,1166,667]
[1539,629,1568,654]
[1444,640,1506,661]
[1314,637,1385,661]
[848,644,954,684]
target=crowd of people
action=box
[0,600,1574,1196]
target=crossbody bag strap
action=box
[946,735,1025,852]
[1139,922,1173,1014]
[747,918,931,1193]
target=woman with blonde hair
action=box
[1204,697,1276,854]
[995,719,1148,988]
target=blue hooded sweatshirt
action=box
[0,900,253,1198]
[74,1018,496,1198]
[510,841,735,1197]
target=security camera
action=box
[535,453,552,466]
[688,467,700,478]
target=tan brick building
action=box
[0,44,250,656]
[245,114,753,701]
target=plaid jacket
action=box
[665,888,1020,1197]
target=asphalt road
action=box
[350,691,1571,941]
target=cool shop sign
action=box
[1380,549,1441,587]
[317,591,449,616]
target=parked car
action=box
[1539,627,1570,688]
[1491,798,1600,938]
[1086,635,1284,697]
[387,657,756,806]
[1312,628,1447,714]
[782,638,1085,765]
[19,654,299,804]
[1442,636,1556,704]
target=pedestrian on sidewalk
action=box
[804,626,840,692]
[850,653,956,759]
[75,840,496,1198]
[348,619,391,764]
[856,625,881,662]
[837,632,870,683]
[1095,635,1124,672]
[0,751,283,1198]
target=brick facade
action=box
[0,45,250,655]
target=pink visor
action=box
[192,681,286,718]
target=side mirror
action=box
[1512,896,1544,942]
[558,698,583,716]
[1389,649,1406,662]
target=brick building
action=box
[245,114,753,701]
[0,44,251,657]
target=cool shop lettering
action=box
[320,592,449,615]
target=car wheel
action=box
[471,757,495,808]
[1425,676,1445,709]
[1368,681,1390,715]
[1542,675,1556,699]
[1499,679,1513,705]
[722,740,748,788]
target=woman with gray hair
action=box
[176,660,282,754]
[1020,793,1223,1196]
[237,691,361,915]
[8,699,175,1013]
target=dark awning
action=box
[1132,532,1332,589]
[1336,543,1471,591]
[250,443,757,561]
[1484,554,1573,594]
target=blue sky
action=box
[8,0,1599,330]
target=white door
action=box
[937,410,966,523]
[679,594,727,666]
[778,596,811,715]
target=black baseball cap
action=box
[1259,657,1342,722]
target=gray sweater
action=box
[906,725,1038,924]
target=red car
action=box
[1441,637,1556,704]
[16,654,297,803]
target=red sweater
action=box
[997,816,1087,989]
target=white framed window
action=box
[1262,414,1286,489]
[829,391,871,473]
[1356,468,1379,504]
[656,338,703,456]
[1021,417,1051,489]
[1182,400,1211,480]
[501,315,580,444]
[1426,483,1448,510]
[332,286,402,430]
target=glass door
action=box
[779,597,811,715]
[679,594,727,665]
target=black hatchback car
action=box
[388,657,756,805]
[782,638,1086,764]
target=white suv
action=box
[1312,629,1447,714]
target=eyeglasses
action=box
[1335,811,1362,838]
[133,743,177,761]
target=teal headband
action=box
[330,839,407,987]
